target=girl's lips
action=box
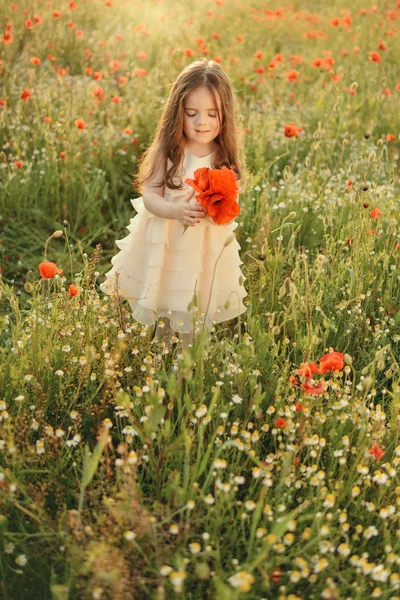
[196,130,210,133]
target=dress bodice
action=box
[164,148,216,198]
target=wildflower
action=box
[228,570,255,592]
[66,434,81,447]
[301,381,325,396]
[124,530,137,542]
[323,493,335,508]
[36,439,45,455]
[203,494,215,505]
[232,394,243,404]
[213,458,227,469]
[314,558,329,573]
[74,118,87,130]
[298,362,319,378]
[169,524,179,535]
[68,284,79,296]
[169,571,187,592]
[369,207,382,218]
[337,543,351,557]
[274,417,288,429]
[363,526,379,539]
[369,444,385,460]
[256,528,267,538]
[38,261,63,279]
[15,554,28,566]
[318,351,344,373]
[188,542,201,554]
[372,470,388,485]
[20,88,31,100]
[368,51,381,62]
[284,123,297,137]
[160,565,173,576]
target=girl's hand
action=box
[172,188,207,227]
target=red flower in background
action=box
[368,444,385,460]
[369,207,382,218]
[298,362,319,378]
[318,351,344,373]
[301,382,325,396]
[38,262,63,279]
[68,284,79,297]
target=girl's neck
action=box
[184,141,219,158]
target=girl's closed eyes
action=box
[185,112,217,118]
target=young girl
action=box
[100,58,248,350]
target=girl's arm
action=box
[142,159,175,220]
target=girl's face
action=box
[183,85,221,151]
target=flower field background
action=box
[1,0,400,598]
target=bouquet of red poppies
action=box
[182,165,240,234]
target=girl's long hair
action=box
[134,58,248,194]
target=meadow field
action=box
[1,0,400,598]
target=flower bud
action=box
[344,353,353,366]
[53,230,64,238]
[368,152,376,161]
[377,139,383,147]
[362,376,373,391]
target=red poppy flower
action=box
[135,68,148,78]
[368,51,381,63]
[300,382,325,396]
[298,362,319,378]
[368,444,384,460]
[74,118,87,129]
[318,351,344,374]
[274,417,288,429]
[184,166,240,226]
[284,123,297,137]
[38,261,63,279]
[369,207,382,218]
[68,284,79,296]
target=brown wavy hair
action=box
[134,58,248,194]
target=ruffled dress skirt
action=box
[99,187,248,333]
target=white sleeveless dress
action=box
[99,148,248,333]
